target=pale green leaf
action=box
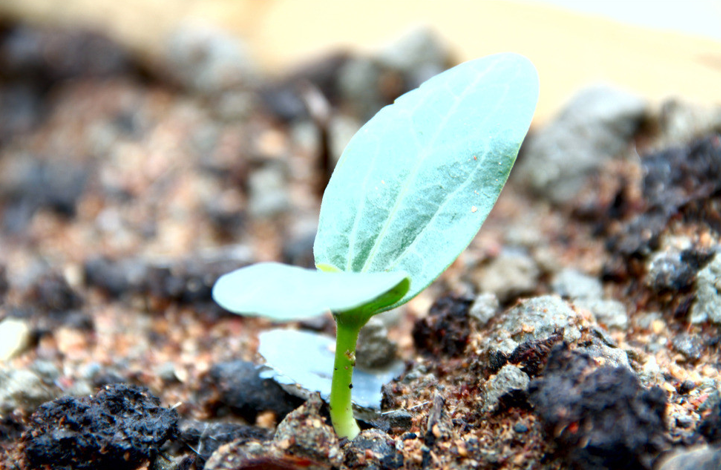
[315,53,538,310]
[212,262,409,321]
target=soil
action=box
[0,22,720,470]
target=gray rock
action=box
[345,429,403,466]
[656,446,721,470]
[29,360,61,384]
[356,318,398,370]
[475,249,540,303]
[380,409,412,431]
[578,340,630,369]
[656,99,721,146]
[0,367,59,413]
[0,317,31,361]
[204,395,343,470]
[338,56,389,121]
[635,311,663,330]
[164,24,257,96]
[483,365,530,412]
[516,85,647,204]
[376,26,451,89]
[248,163,289,218]
[551,269,603,300]
[483,296,582,355]
[672,333,703,361]
[339,27,451,121]
[645,248,707,293]
[691,251,721,324]
[576,298,629,330]
[274,394,343,466]
[468,293,500,326]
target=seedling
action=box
[213,53,539,439]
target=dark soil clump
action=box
[529,345,669,470]
[18,384,179,470]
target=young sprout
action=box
[212,53,539,439]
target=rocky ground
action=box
[0,21,720,470]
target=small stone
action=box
[656,99,721,145]
[344,429,403,468]
[577,339,630,369]
[513,423,529,433]
[274,394,342,467]
[337,56,386,120]
[375,26,451,89]
[475,249,540,303]
[0,367,59,414]
[576,298,629,330]
[690,252,721,324]
[516,85,647,204]
[356,318,398,370]
[163,24,257,95]
[247,163,290,218]
[483,365,530,413]
[482,296,582,355]
[656,446,721,470]
[380,409,413,432]
[0,317,31,361]
[646,247,713,293]
[672,333,703,362]
[468,293,500,326]
[551,269,603,300]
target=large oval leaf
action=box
[314,53,539,309]
[212,262,409,321]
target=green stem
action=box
[330,319,362,439]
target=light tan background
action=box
[2,0,721,123]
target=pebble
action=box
[337,56,386,120]
[672,333,704,362]
[0,317,31,361]
[551,268,603,300]
[247,163,290,218]
[690,251,721,324]
[645,249,695,292]
[656,99,721,146]
[163,23,257,95]
[551,269,629,330]
[474,249,540,303]
[356,317,398,370]
[655,446,721,470]
[516,85,647,204]
[513,423,529,433]
[345,429,404,468]
[379,409,413,432]
[482,296,582,355]
[482,364,530,413]
[0,367,59,414]
[273,394,343,466]
[375,25,451,89]
[575,298,629,330]
[468,292,500,326]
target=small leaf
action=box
[212,262,409,321]
[258,329,405,410]
[315,53,538,310]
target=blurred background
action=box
[1,0,720,123]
